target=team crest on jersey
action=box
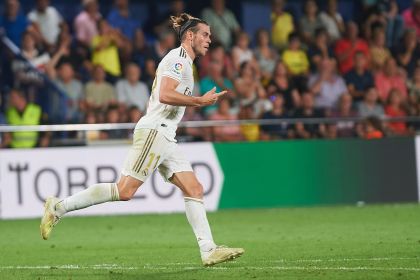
[172,62,183,75]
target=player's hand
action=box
[199,87,227,106]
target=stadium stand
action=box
[0,0,419,148]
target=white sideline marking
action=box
[0,257,419,271]
[273,257,420,263]
[1,265,420,272]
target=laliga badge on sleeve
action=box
[172,62,183,75]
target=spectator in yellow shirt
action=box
[271,0,294,51]
[282,32,309,76]
[91,19,123,78]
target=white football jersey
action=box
[135,46,194,141]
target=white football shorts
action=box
[121,128,193,182]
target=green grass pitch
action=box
[1,204,420,279]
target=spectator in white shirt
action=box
[319,0,345,42]
[308,58,348,110]
[28,0,64,50]
[116,63,149,113]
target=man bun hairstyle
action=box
[170,13,208,41]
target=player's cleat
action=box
[40,197,61,240]
[202,245,245,266]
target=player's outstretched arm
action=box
[160,77,227,107]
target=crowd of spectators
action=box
[0,0,419,148]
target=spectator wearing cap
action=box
[74,0,101,47]
[334,21,369,74]
[270,0,294,51]
[28,0,64,51]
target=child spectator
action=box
[357,87,385,118]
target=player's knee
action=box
[185,182,204,199]
[118,190,133,201]
[116,184,135,201]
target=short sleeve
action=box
[162,56,186,82]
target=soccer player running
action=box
[40,13,244,266]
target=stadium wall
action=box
[0,138,418,219]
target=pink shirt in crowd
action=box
[374,72,408,102]
[74,11,101,45]
[402,8,420,37]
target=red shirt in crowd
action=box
[334,38,369,74]
[384,105,408,135]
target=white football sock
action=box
[184,197,216,257]
[55,183,119,217]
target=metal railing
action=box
[0,116,419,132]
